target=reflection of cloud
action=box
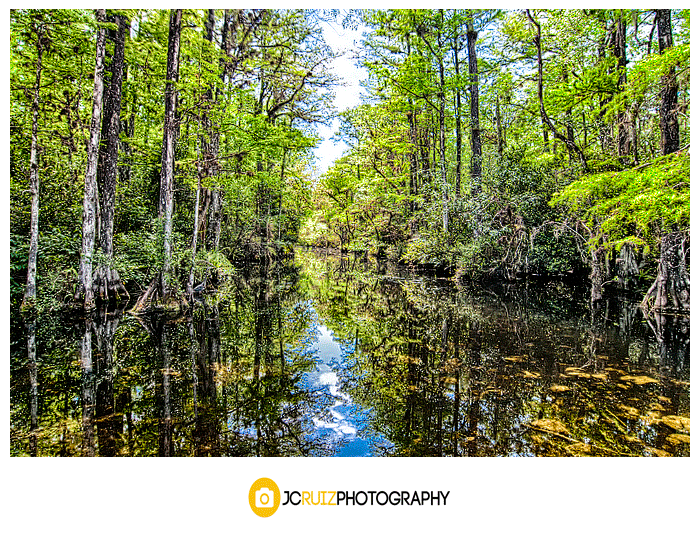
[308,324,357,438]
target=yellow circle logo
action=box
[249,478,281,517]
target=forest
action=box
[9,8,690,316]
[9,9,690,459]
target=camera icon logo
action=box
[255,487,274,508]
[249,478,280,517]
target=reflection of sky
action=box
[299,319,391,456]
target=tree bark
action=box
[657,9,679,155]
[95,12,129,304]
[466,13,482,192]
[76,9,108,310]
[642,12,688,314]
[452,17,462,198]
[437,10,449,236]
[590,246,605,304]
[21,21,44,312]
[159,9,182,298]
[133,9,184,314]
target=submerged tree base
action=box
[130,274,188,315]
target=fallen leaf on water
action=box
[645,447,672,457]
[619,375,659,385]
[550,384,571,393]
[666,433,690,446]
[566,443,593,455]
[530,419,569,435]
[661,415,690,433]
[618,405,640,419]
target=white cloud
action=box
[312,17,367,175]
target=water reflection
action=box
[9,249,690,456]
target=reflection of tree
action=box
[191,305,221,456]
[297,250,690,457]
[94,307,123,456]
[80,317,95,457]
[10,251,690,457]
[25,316,39,457]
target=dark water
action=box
[10,249,690,456]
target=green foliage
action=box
[551,149,690,252]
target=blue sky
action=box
[312,16,367,177]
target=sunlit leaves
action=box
[551,149,690,251]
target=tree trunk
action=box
[495,93,504,156]
[657,9,679,155]
[642,12,688,314]
[187,172,202,300]
[590,246,605,304]
[133,9,184,314]
[452,19,462,198]
[437,10,449,236]
[159,9,182,298]
[616,242,639,291]
[644,228,690,312]
[94,12,129,304]
[76,9,108,310]
[466,14,482,193]
[21,23,44,312]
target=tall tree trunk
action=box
[466,13,482,193]
[133,9,184,313]
[452,18,462,198]
[437,10,449,236]
[76,9,108,310]
[21,22,44,312]
[657,9,679,155]
[95,12,129,304]
[159,9,183,298]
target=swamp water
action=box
[10,249,690,456]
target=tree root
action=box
[130,273,188,315]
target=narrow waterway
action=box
[10,249,690,456]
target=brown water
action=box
[10,249,690,456]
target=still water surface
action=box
[10,249,690,456]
